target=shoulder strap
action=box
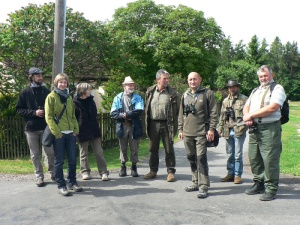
[55,103,67,124]
[203,89,209,131]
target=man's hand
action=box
[206,130,214,142]
[36,109,44,117]
[178,132,183,140]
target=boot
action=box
[245,181,265,195]
[119,164,127,177]
[131,164,139,177]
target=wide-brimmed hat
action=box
[122,76,135,84]
[226,79,241,87]
[29,67,43,75]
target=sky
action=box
[1,0,299,45]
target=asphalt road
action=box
[1,135,300,225]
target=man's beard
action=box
[34,80,42,85]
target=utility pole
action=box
[52,0,66,85]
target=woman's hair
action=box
[76,83,91,97]
[53,73,69,87]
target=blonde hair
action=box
[53,73,69,87]
[76,83,91,97]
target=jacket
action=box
[73,95,101,142]
[145,85,180,141]
[16,86,50,131]
[44,91,79,138]
[110,92,144,139]
[218,93,248,138]
[178,86,218,136]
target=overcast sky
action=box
[1,0,299,45]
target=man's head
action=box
[156,69,170,90]
[226,79,240,96]
[122,76,135,94]
[257,65,274,87]
[28,67,43,85]
[187,72,202,91]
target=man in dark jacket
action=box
[16,67,54,187]
[110,76,144,177]
[144,69,180,182]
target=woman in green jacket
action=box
[45,73,81,196]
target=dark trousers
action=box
[148,120,176,174]
[53,133,77,188]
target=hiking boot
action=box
[58,187,70,196]
[259,192,276,201]
[36,178,45,187]
[166,173,175,182]
[101,173,109,181]
[220,174,234,182]
[82,173,91,180]
[245,182,265,195]
[144,171,157,179]
[197,189,208,198]
[185,184,199,192]
[119,165,127,177]
[67,183,83,192]
[131,165,139,177]
[50,174,55,181]
[234,176,242,184]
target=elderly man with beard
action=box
[243,65,286,201]
[218,80,248,184]
[110,76,144,177]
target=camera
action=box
[183,104,196,115]
[225,107,235,120]
[248,122,258,134]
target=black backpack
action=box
[252,82,289,125]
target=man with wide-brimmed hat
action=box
[218,79,248,184]
[16,67,55,187]
[110,76,144,177]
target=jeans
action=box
[226,129,246,177]
[25,130,54,179]
[53,133,77,188]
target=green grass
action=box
[1,105,300,177]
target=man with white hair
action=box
[110,76,144,177]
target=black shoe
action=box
[259,192,276,201]
[131,165,139,177]
[245,182,265,195]
[58,187,70,196]
[36,178,45,187]
[119,165,127,177]
[51,175,55,181]
[67,183,83,192]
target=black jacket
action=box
[73,95,101,142]
[16,86,50,131]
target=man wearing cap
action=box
[144,69,180,182]
[218,79,248,184]
[110,76,144,177]
[16,67,55,187]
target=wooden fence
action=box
[0,113,145,159]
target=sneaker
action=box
[259,192,276,201]
[82,173,91,180]
[144,171,157,179]
[220,174,234,182]
[197,189,208,198]
[67,183,83,192]
[234,176,242,184]
[36,178,45,187]
[185,184,199,192]
[245,182,265,195]
[166,173,175,182]
[58,187,70,196]
[101,173,109,181]
[119,165,127,177]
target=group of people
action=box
[16,65,286,201]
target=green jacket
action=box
[178,86,218,136]
[218,93,248,138]
[45,91,79,138]
[145,85,180,141]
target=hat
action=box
[122,76,135,84]
[29,67,43,75]
[226,79,241,87]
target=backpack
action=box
[252,82,289,125]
